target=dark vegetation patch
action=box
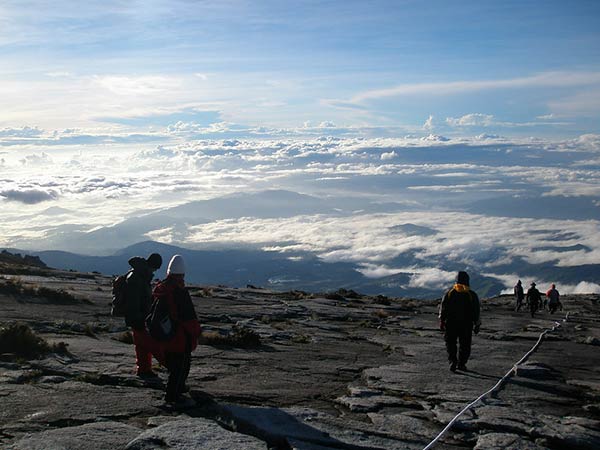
[52,320,107,338]
[0,322,69,360]
[199,325,262,348]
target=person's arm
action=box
[471,291,481,333]
[439,292,448,330]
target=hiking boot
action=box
[457,364,468,371]
[450,362,457,372]
[137,370,159,379]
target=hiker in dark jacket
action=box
[439,271,481,372]
[125,253,162,376]
[546,284,562,314]
[526,282,541,318]
[514,280,524,312]
[151,255,201,404]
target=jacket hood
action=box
[128,256,150,271]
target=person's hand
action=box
[473,323,480,334]
[439,319,445,331]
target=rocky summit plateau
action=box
[0,256,599,449]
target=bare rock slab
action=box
[473,432,547,450]
[125,417,266,450]
[9,421,142,450]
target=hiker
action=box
[526,282,541,318]
[125,253,163,377]
[149,255,201,404]
[546,284,562,314]
[514,280,524,312]
[439,271,481,372]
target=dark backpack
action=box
[110,270,132,317]
[146,295,177,341]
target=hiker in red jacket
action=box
[150,255,201,403]
[546,284,562,314]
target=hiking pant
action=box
[132,328,153,374]
[515,298,523,311]
[530,301,538,318]
[165,350,191,402]
[445,324,473,366]
[549,302,559,314]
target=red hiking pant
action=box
[132,328,154,374]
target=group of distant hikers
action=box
[513,279,563,317]
[112,254,564,398]
[112,253,201,405]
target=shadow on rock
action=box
[186,390,387,450]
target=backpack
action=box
[110,270,132,317]
[146,294,177,341]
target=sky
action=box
[1,0,600,136]
[1,1,599,294]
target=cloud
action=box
[405,267,456,289]
[93,75,183,96]
[446,113,494,127]
[421,134,450,142]
[423,115,434,131]
[380,151,397,160]
[0,126,44,138]
[537,114,556,120]
[350,71,600,103]
[20,152,53,166]
[0,189,57,204]
[357,264,405,278]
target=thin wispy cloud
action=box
[350,72,600,103]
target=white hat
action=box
[167,254,185,275]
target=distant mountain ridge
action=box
[3,240,514,299]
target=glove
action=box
[473,323,480,334]
[439,319,445,331]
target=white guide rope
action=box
[422,312,570,450]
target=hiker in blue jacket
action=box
[439,271,481,372]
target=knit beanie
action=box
[167,254,185,275]
[456,271,470,286]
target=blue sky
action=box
[1,0,600,137]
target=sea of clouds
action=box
[1,130,599,293]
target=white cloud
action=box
[406,267,456,290]
[537,113,555,120]
[20,152,53,166]
[380,151,397,160]
[423,115,434,131]
[356,264,405,278]
[446,113,494,127]
[350,71,600,103]
[93,75,183,96]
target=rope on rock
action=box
[422,312,569,450]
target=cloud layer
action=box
[1,133,599,293]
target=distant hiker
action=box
[439,271,481,372]
[546,284,562,314]
[526,282,541,318]
[514,280,524,312]
[124,253,163,377]
[149,255,201,404]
